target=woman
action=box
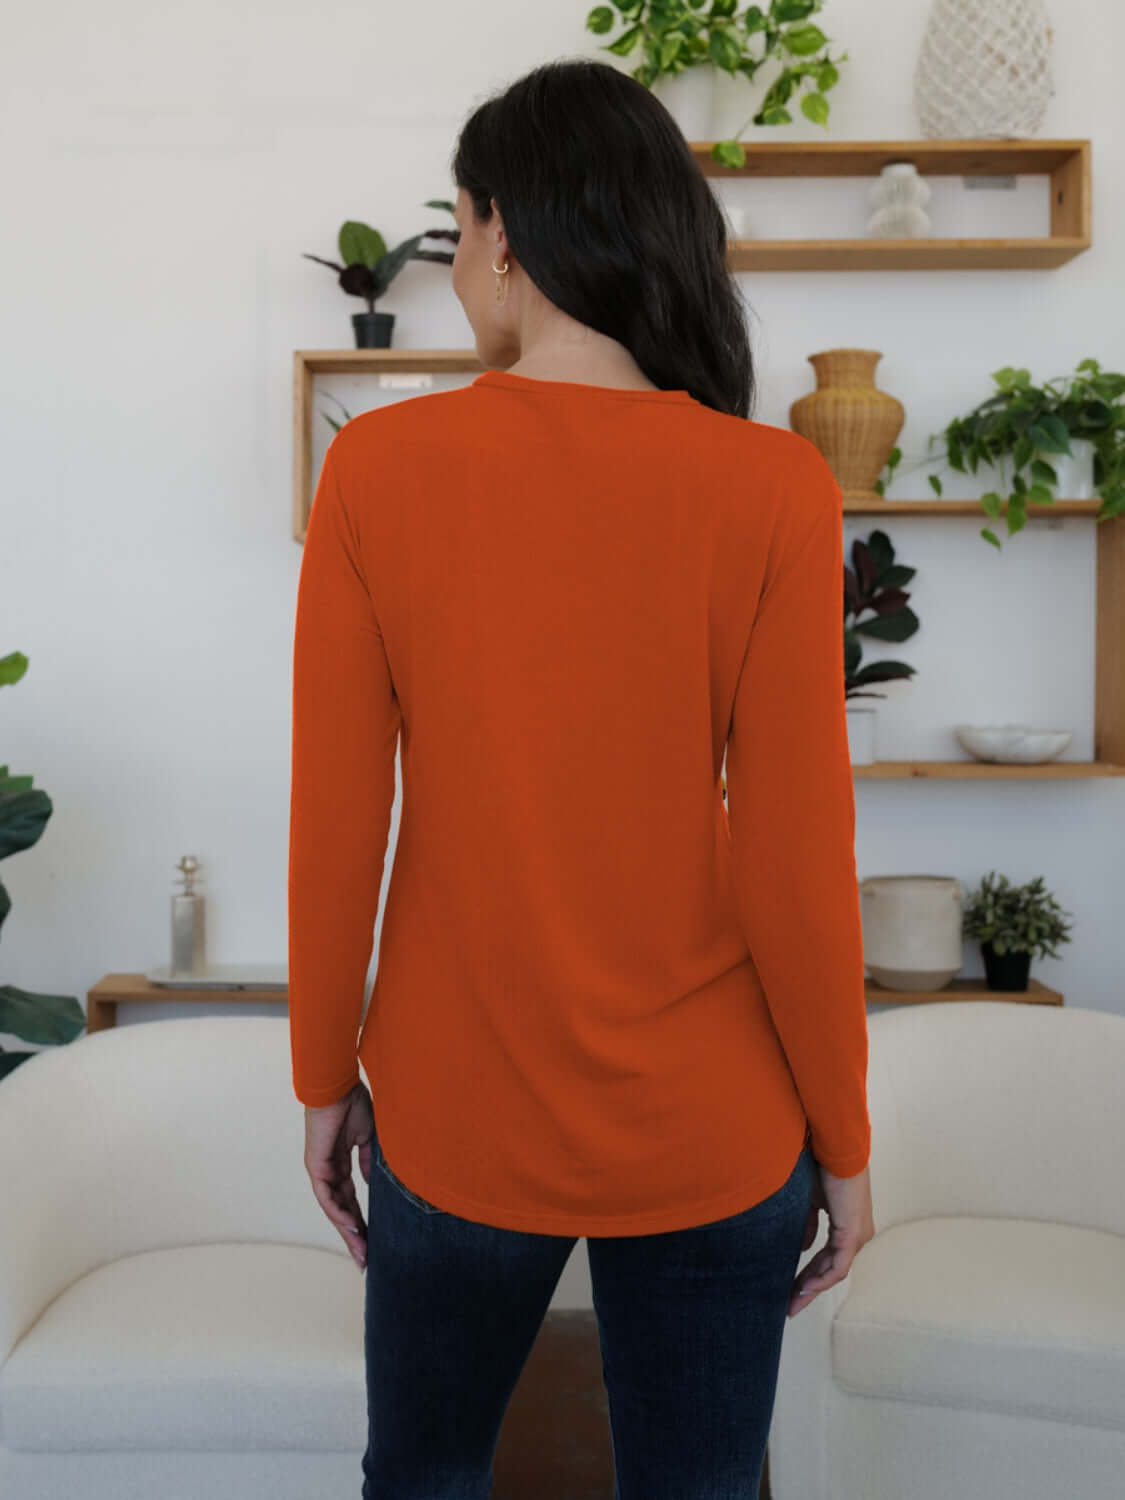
[289,55,875,1500]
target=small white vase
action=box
[1051,437,1096,500]
[866,163,932,238]
[651,68,714,143]
[847,704,877,765]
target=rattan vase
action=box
[789,349,905,502]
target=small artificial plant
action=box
[585,0,848,167]
[877,360,1125,550]
[0,651,84,1083]
[962,870,1073,962]
[303,199,458,314]
[844,528,919,701]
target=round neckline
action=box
[473,369,695,404]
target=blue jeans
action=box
[363,1115,816,1500]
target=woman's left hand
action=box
[304,1082,373,1269]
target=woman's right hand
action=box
[787,1159,875,1319]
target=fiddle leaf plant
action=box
[0,651,85,1083]
[844,528,919,700]
[585,0,848,166]
[722,524,915,803]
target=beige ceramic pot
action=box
[859,874,964,990]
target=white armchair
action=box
[0,1014,367,1500]
[768,999,1125,1500]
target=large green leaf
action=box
[0,785,52,861]
[783,22,828,55]
[855,605,921,643]
[850,659,917,685]
[0,652,28,688]
[372,234,424,296]
[0,984,85,1045]
[338,221,387,271]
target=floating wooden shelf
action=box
[852,761,1125,780]
[689,138,1091,271]
[865,976,1062,1006]
[841,498,1106,515]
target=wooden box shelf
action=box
[690,138,1091,272]
[842,491,1125,778]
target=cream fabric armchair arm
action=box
[0,1014,341,1369]
[769,999,1125,1500]
[0,1015,366,1500]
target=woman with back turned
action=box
[288,54,875,1500]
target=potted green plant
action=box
[844,528,919,765]
[721,524,917,798]
[877,359,1125,550]
[585,0,847,166]
[302,198,457,348]
[962,869,1073,992]
[0,652,85,1083]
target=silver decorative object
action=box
[170,855,206,977]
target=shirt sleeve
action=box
[724,479,871,1177]
[287,440,402,1108]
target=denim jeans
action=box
[363,1114,816,1500]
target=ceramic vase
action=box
[914,0,1054,138]
[867,163,932,238]
[859,875,965,991]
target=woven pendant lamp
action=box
[915,0,1055,138]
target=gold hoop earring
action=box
[492,256,509,306]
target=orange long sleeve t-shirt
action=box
[288,368,871,1237]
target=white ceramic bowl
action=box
[954,723,1073,764]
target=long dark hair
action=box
[450,56,756,420]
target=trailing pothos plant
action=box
[877,360,1125,550]
[585,0,848,166]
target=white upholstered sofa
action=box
[3,1001,1122,1499]
[770,998,1125,1500]
[0,1014,368,1499]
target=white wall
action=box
[2,1,1121,1136]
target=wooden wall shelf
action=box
[865,976,1062,1006]
[852,761,1125,780]
[292,348,483,542]
[691,138,1091,271]
[841,498,1105,515]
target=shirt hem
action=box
[379,1132,811,1237]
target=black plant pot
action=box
[980,940,1031,992]
[353,310,395,348]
